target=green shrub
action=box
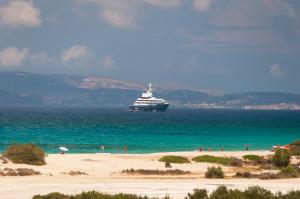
[235,171,254,178]
[278,165,299,178]
[280,190,300,199]
[187,186,300,199]
[159,156,190,164]
[243,155,263,161]
[258,172,279,180]
[185,189,208,199]
[272,148,291,167]
[192,155,242,166]
[289,140,300,156]
[165,162,172,168]
[3,143,45,166]
[205,166,224,178]
[229,158,243,167]
[34,187,300,199]
[33,192,69,199]
[33,191,151,199]
[243,186,274,199]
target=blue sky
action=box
[0,0,299,93]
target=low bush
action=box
[165,162,172,168]
[122,169,191,175]
[278,165,299,178]
[62,171,88,176]
[258,172,280,180]
[289,140,300,156]
[159,156,190,164]
[243,154,263,161]
[272,148,291,167]
[33,186,300,199]
[0,168,40,176]
[229,158,243,167]
[185,189,207,199]
[205,166,224,178]
[3,143,45,166]
[186,186,300,199]
[33,192,151,199]
[260,163,278,170]
[235,166,299,180]
[192,155,242,166]
[235,172,255,178]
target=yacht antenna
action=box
[149,83,152,93]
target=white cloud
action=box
[101,8,136,28]
[78,0,140,29]
[270,64,285,78]
[0,47,29,68]
[0,0,42,27]
[77,0,182,28]
[101,55,116,72]
[61,45,90,63]
[143,0,181,8]
[193,0,213,12]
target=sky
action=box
[0,0,300,94]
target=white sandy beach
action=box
[0,151,300,199]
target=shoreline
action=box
[1,150,300,199]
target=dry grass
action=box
[62,171,88,176]
[122,169,191,175]
[0,168,40,176]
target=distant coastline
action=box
[1,71,300,108]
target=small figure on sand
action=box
[208,147,212,152]
[198,147,203,152]
[123,145,127,154]
[245,144,249,151]
[220,147,224,151]
[100,145,105,152]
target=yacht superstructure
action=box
[128,83,169,112]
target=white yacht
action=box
[129,83,169,112]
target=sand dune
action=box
[0,151,299,199]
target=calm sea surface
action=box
[0,107,299,153]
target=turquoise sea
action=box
[0,107,299,154]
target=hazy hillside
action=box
[0,71,300,109]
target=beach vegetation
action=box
[278,165,299,178]
[205,166,224,178]
[62,171,88,176]
[165,162,172,168]
[34,186,300,199]
[0,168,40,176]
[243,154,263,161]
[272,148,291,167]
[185,189,207,199]
[122,169,191,175]
[33,192,151,199]
[235,171,253,178]
[192,155,242,166]
[289,140,300,156]
[258,172,280,180]
[159,156,190,164]
[229,158,243,167]
[3,143,45,166]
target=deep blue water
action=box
[0,107,299,153]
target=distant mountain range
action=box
[0,71,300,110]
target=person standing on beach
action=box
[100,145,105,152]
[245,144,249,151]
[123,145,127,154]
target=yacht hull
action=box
[128,103,169,112]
